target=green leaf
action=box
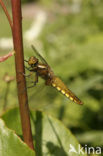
[0,119,35,156]
[1,107,87,156]
[76,131,103,146]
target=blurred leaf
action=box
[76,131,103,146]
[1,107,87,156]
[0,119,35,156]
[1,0,103,150]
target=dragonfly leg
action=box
[25,66,32,71]
[22,72,33,78]
[20,81,37,93]
[24,59,28,63]
[25,65,37,72]
[27,73,38,88]
[35,73,38,83]
[19,73,38,93]
[18,70,33,78]
[27,84,36,88]
[27,81,37,88]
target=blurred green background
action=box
[0,0,103,153]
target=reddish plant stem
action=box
[0,51,15,62]
[11,0,34,150]
[0,0,13,30]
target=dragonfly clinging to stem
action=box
[24,45,83,105]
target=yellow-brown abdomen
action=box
[51,77,83,105]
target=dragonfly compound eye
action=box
[28,56,38,66]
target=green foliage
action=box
[0,0,103,154]
[21,0,36,4]
[1,107,87,156]
[0,118,35,156]
[76,131,103,147]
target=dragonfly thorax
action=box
[28,56,38,67]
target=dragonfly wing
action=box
[31,45,49,66]
[51,76,83,105]
[31,45,54,74]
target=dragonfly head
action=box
[28,56,38,67]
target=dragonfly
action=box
[24,45,83,105]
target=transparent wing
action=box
[31,45,49,66]
[24,71,36,86]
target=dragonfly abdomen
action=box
[51,77,83,105]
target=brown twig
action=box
[0,0,13,30]
[11,0,34,150]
